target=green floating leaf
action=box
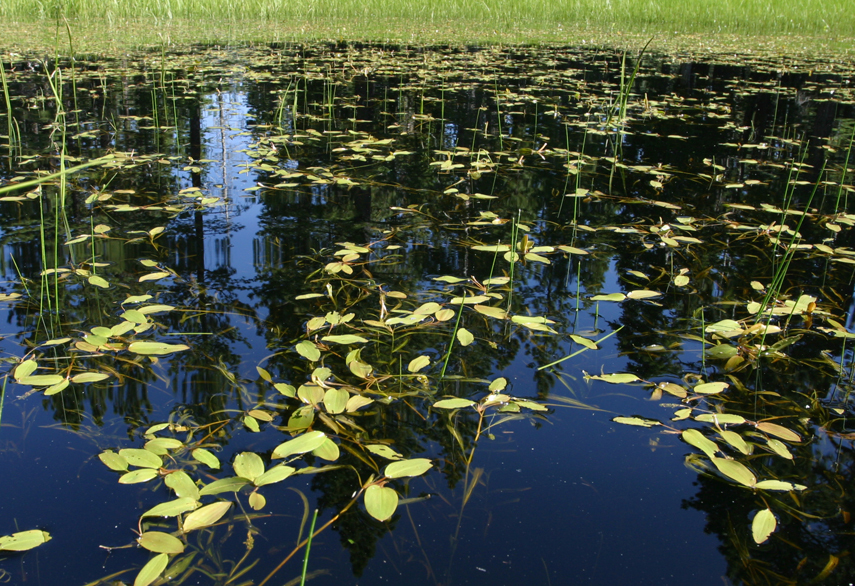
[473,304,507,320]
[88,275,110,289]
[18,374,65,387]
[456,328,475,346]
[711,457,756,487]
[682,428,719,459]
[754,480,807,492]
[183,501,232,532]
[322,334,368,344]
[128,342,190,356]
[192,448,220,469]
[364,485,398,522]
[324,388,350,414]
[718,430,751,455]
[142,497,200,519]
[0,530,51,552]
[365,444,404,461]
[590,293,626,302]
[295,340,321,361]
[70,372,110,384]
[164,471,200,500]
[588,373,640,384]
[433,398,476,409]
[694,413,745,425]
[570,334,598,349]
[99,450,129,472]
[255,465,296,487]
[144,438,183,455]
[138,532,185,555]
[199,477,249,496]
[433,275,467,283]
[408,355,430,373]
[752,508,776,544]
[515,400,548,411]
[249,491,267,510]
[234,452,265,483]
[134,553,169,586]
[488,377,508,392]
[273,430,327,460]
[694,382,729,395]
[756,422,801,442]
[347,395,374,412]
[766,438,793,460]
[613,416,660,427]
[626,289,662,300]
[313,438,340,461]
[385,458,432,479]
[119,448,163,469]
[44,379,69,396]
[119,469,159,484]
[673,274,690,287]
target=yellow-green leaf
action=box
[364,485,398,522]
[138,532,185,554]
[752,508,776,544]
[133,553,169,586]
[183,501,232,532]
[711,457,756,487]
[408,355,430,373]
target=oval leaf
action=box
[192,448,220,469]
[99,450,129,472]
[408,355,430,373]
[324,388,350,414]
[234,452,265,482]
[254,465,296,487]
[199,477,249,496]
[119,449,163,469]
[364,485,398,522]
[456,328,475,346]
[164,471,200,500]
[183,501,232,533]
[752,508,776,544]
[119,468,159,484]
[128,342,190,355]
[71,372,110,384]
[385,458,433,479]
[321,335,368,344]
[433,398,476,409]
[134,553,169,586]
[272,431,327,460]
[295,340,321,361]
[138,532,185,555]
[694,382,729,395]
[756,422,801,442]
[142,497,200,518]
[682,429,719,459]
[0,530,51,552]
[711,457,756,487]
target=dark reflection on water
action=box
[1,42,855,585]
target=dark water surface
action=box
[1,42,855,586]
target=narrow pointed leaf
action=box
[756,422,801,442]
[199,477,249,496]
[133,553,169,586]
[682,429,719,458]
[272,431,327,459]
[711,457,756,487]
[142,497,200,518]
[433,398,475,409]
[128,342,189,355]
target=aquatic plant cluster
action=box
[1,41,855,585]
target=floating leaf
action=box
[128,342,189,355]
[590,293,626,302]
[456,328,474,346]
[408,355,430,373]
[18,374,65,387]
[413,302,442,315]
[119,469,159,484]
[313,438,340,461]
[249,491,267,511]
[711,457,756,487]
[587,373,640,384]
[142,497,200,518]
[364,485,398,522]
[694,413,745,425]
[14,360,38,380]
[119,448,163,469]
[765,438,793,460]
[88,275,110,288]
[192,448,220,469]
[694,382,729,395]
[138,532,185,554]
[346,395,374,412]
[99,450,129,472]
[473,304,507,319]
[144,438,183,455]
[273,431,327,459]
[433,398,476,409]
[0,530,51,552]
[71,372,110,384]
[365,444,404,460]
[673,275,690,287]
[183,502,232,532]
[718,430,751,455]
[755,480,807,491]
[626,289,662,299]
[488,377,508,392]
[322,334,368,344]
[234,452,265,482]
[613,416,660,427]
[682,429,719,459]
[139,272,171,282]
[433,276,467,283]
[134,553,169,586]
[756,422,801,442]
[295,340,321,361]
[199,477,249,495]
[255,465,296,487]
[385,458,433,478]
[164,471,200,500]
[752,508,776,544]
[274,383,296,397]
[570,334,598,349]
[324,388,350,414]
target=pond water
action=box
[1,42,855,586]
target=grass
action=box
[0,0,853,55]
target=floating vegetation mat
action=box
[2,42,855,585]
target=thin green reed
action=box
[0,55,19,156]
[834,121,855,214]
[506,210,521,314]
[441,289,466,379]
[494,81,503,151]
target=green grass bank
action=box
[0,0,853,54]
